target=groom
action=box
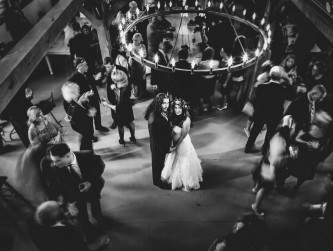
[145,93,172,189]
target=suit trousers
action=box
[92,100,102,129]
[245,117,281,154]
[79,133,93,151]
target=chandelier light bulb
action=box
[164,2,167,9]
[154,54,159,68]
[261,18,265,25]
[118,24,123,31]
[232,5,235,13]
[266,24,270,31]
[121,17,125,25]
[255,48,259,57]
[136,8,140,16]
[208,1,211,8]
[263,42,268,50]
[169,1,172,8]
[252,13,256,21]
[157,1,160,9]
[209,60,214,74]
[243,9,246,16]
[146,4,150,12]
[227,57,233,67]
[267,29,272,37]
[242,53,248,62]
[267,37,271,44]
[195,0,198,7]
[170,58,175,67]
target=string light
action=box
[195,0,198,7]
[169,1,172,8]
[157,1,160,9]
[260,18,265,25]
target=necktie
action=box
[310,101,315,123]
[68,164,82,179]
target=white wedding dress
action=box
[161,126,203,191]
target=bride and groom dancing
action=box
[145,93,203,191]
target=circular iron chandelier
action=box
[119,1,271,75]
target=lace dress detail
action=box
[161,126,203,191]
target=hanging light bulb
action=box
[255,48,259,58]
[232,5,236,13]
[154,54,159,68]
[169,1,172,8]
[209,60,214,74]
[121,17,125,25]
[136,8,140,17]
[243,9,246,17]
[157,1,160,9]
[267,29,272,38]
[266,24,270,31]
[195,0,199,7]
[220,2,223,10]
[118,23,123,31]
[170,58,175,72]
[164,1,167,9]
[252,13,256,21]
[208,1,211,8]
[146,4,150,12]
[242,53,248,63]
[267,37,271,44]
[261,18,265,26]
[121,36,126,45]
[263,42,268,50]
[227,57,233,71]
[191,60,196,75]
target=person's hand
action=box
[78,92,91,103]
[111,84,117,90]
[307,141,319,149]
[67,202,79,217]
[169,146,176,152]
[94,72,102,80]
[88,107,97,117]
[79,181,91,193]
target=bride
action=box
[161,98,203,191]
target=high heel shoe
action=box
[119,139,125,146]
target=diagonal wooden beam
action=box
[291,0,333,45]
[0,0,84,114]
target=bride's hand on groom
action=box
[169,146,176,152]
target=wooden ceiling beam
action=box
[0,0,84,114]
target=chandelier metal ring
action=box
[121,8,269,75]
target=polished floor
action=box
[0,56,332,251]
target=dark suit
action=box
[172,60,193,102]
[28,217,88,251]
[284,93,312,136]
[148,112,172,186]
[64,100,94,150]
[70,72,102,129]
[151,50,170,93]
[40,151,105,240]
[246,80,285,153]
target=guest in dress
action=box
[102,57,136,146]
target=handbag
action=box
[242,101,254,117]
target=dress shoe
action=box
[158,182,170,190]
[96,126,109,132]
[119,139,125,146]
[92,136,99,142]
[251,204,264,216]
[110,122,117,129]
[129,136,136,144]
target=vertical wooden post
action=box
[95,23,110,60]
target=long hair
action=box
[169,98,189,127]
[144,93,169,120]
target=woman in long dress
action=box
[161,99,203,191]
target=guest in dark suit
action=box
[144,93,172,189]
[28,200,89,251]
[245,66,286,154]
[40,143,105,242]
[150,40,173,94]
[61,82,95,151]
[171,48,192,102]
[70,57,109,133]
[285,85,327,138]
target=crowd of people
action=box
[3,1,333,251]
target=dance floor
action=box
[0,57,332,251]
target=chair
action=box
[36,92,62,128]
